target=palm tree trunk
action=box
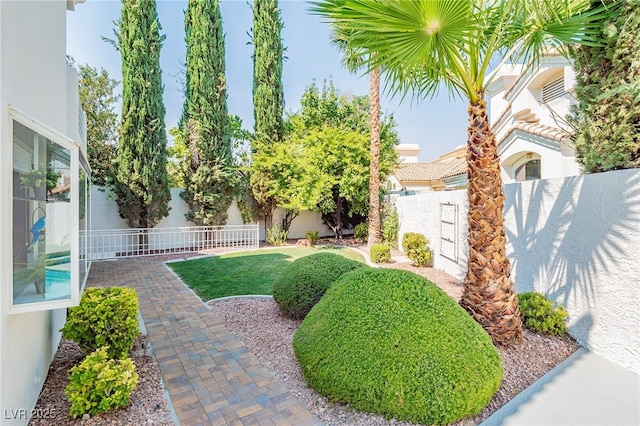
[460,95,523,347]
[367,65,382,247]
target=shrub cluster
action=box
[305,230,320,244]
[354,223,368,241]
[65,346,138,418]
[402,232,432,267]
[266,225,287,245]
[518,292,568,335]
[381,203,399,247]
[370,244,391,263]
[60,287,140,359]
[273,253,365,319]
[293,268,503,425]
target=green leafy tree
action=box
[280,80,398,238]
[571,0,639,173]
[312,0,615,346]
[167,127,187,188]
[179,0,234,225]
[251,0,286,229]
[112,0,170,229]
[73,60,120,187]
[249,141,305,232]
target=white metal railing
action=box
[84,225,259,260]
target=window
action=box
[515,159,541,181]
[542,77,564,103]
[10,109,84,313]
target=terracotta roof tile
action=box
[500,122,571,144]
[394,158,468,182]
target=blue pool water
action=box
[45,256,71,300]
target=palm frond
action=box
[310,0,620,102]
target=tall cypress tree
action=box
[571,0,639,173]
[180,0,235,225]
[252,0,285,142]
[251,0,285,229]
[113,0,170,228]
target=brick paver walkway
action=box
[87,258,321,426]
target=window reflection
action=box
[12,120,72,304]
[515,159,541,182]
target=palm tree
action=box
[311,0,615,346]
[332,28,382,247]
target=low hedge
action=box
[402,232,432,267]
[60,287,140,359]
[518,292,568,335]
[65,346,138,417]
[293,268,503,425]
[370,244,391,263]
[272,252,366,319]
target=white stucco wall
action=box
[396,189,468,279]
[503,169,640,374]
[0,1,72,423]
[91,186,339,241]
[396,169,640,374]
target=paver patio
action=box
[87,257,321,426]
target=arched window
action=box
[515,159,541,181]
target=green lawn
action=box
[167,246,365,301]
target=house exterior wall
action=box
[488,55,580,184]
[395,169,640,374]
[0,2,79,423]
[499,133,579,181]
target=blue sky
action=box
[67,0,469,162]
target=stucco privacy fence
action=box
[396,168,640,374]
[91,187,342,244]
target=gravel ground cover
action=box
[32,241,579,425]
[29,335,174,426]
[210,297,578,426]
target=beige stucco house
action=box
[386,144,467,196]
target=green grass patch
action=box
[167,246,364,301]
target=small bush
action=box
[354,223,368,241]
[294,268,503,425]
[370,244,391,263]
[273,253,366,319]
[402,232,432,267]
[305,230,320,245]
[381,204,399,247]
[518,292,568,336]
[65,347,138,418]
[266,225,288,246]
[60,287,140,359]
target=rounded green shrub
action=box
[518,292,568,335]
[60,287,140,359]
[402,232,432,267]
[354,223,368,241]
[305,230,320,244]
[272,253,366,319]
[294,268,503,425]
[370,244,391,263]
[65,346,138,418]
